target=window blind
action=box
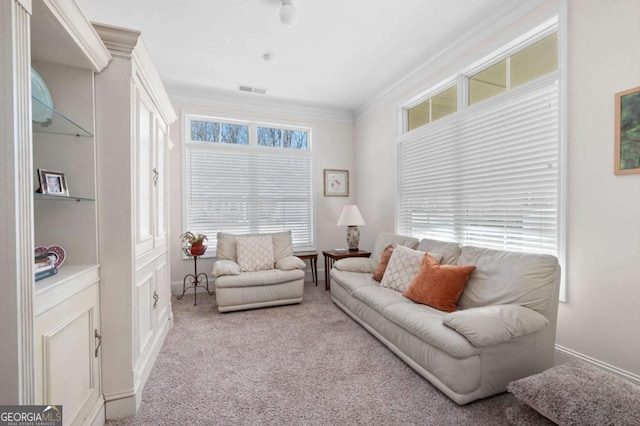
[185,146,313,252]
[398,74,559,255]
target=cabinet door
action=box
[34,284,101,426]
[154,117,168,247]
[154,254,170,327]
[134,263,156,366]
[135,86,155,256]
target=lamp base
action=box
[346,226,360,251]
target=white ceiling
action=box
[75,0,523,112]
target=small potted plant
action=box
[180,231,208,256]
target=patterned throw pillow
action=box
[380,245,427,292]
[236,236,274,272]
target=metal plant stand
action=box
[178,247,214,305]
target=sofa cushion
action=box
[371,232,419,264]
[276,256,306,271]
[457,246,559,314]
[236,235,274,272]
[443,305,548,347]
[216,230,293,263]
[372,245,393,281]
[417,238,462,265]
[380,245,426,292]
[352,286,412,315]
[383,303,479,359]
[403,254,476,312]
[212,260,241,278]
[334,257,377,273]
[330,269,376,294]
[215,268,304,288]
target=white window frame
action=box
[397,15,568,301]
[182,113,315,258]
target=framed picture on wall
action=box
[324,169,349,197]
[37,169,69,197]
[614,86,640,175]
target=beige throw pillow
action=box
[380,245,426,292]
[236,235,274,272]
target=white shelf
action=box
[34,264,100,316]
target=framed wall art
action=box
[38,169,69,196]
[324,169,349,197]
[614,86,640,175]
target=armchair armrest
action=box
[334,258,376,274]
[212,260,241,278]
[442,304,549,347]
[276,256,306,271]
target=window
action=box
[398,27,560,258]
[184,116,314,254]
[469,33,558,105]
[190,119,249,144]
[407,85,457,131]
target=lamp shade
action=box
[337,205,365,226]
[279,0,296,26]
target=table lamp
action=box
[337,205,366,251]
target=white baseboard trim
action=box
[555,345,640,386]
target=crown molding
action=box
[167,84,354,123]
[354,0,558,122]
[41,0,111,72]
[93,23,177,124]
[92,22,141,58]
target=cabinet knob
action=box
[153,290,159,309]
[94,329,102,358]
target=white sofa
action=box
[330,232,561,405]
[212,231,306,312]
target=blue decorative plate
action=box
[31,67,53,124]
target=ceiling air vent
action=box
[239,85,267,95]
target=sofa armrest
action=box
[442,304,549,347]
[212,260,241,278]
[334,258,376,274]
[275,256,306,271]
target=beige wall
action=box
[355,0,640,379]
[168,98,355,285]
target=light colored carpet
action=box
[508,360,640,425]
[108,282,523,425]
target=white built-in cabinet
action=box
[29,1,111,426]
[93,23,177,420]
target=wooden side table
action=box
[322,249,371,290]
[295,251,318,286]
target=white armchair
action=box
[212,230,305,312]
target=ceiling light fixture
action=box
[279,0,296,26]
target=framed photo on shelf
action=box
[614,86,640,175]
[38,169,69,197]
[324,169,349,197]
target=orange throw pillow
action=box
[372,245,394,282]
[403,254,476,312]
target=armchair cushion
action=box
[216,230,293,263]
[276,256,306,271]
[442,304,549,347]
[212,260,241,278]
